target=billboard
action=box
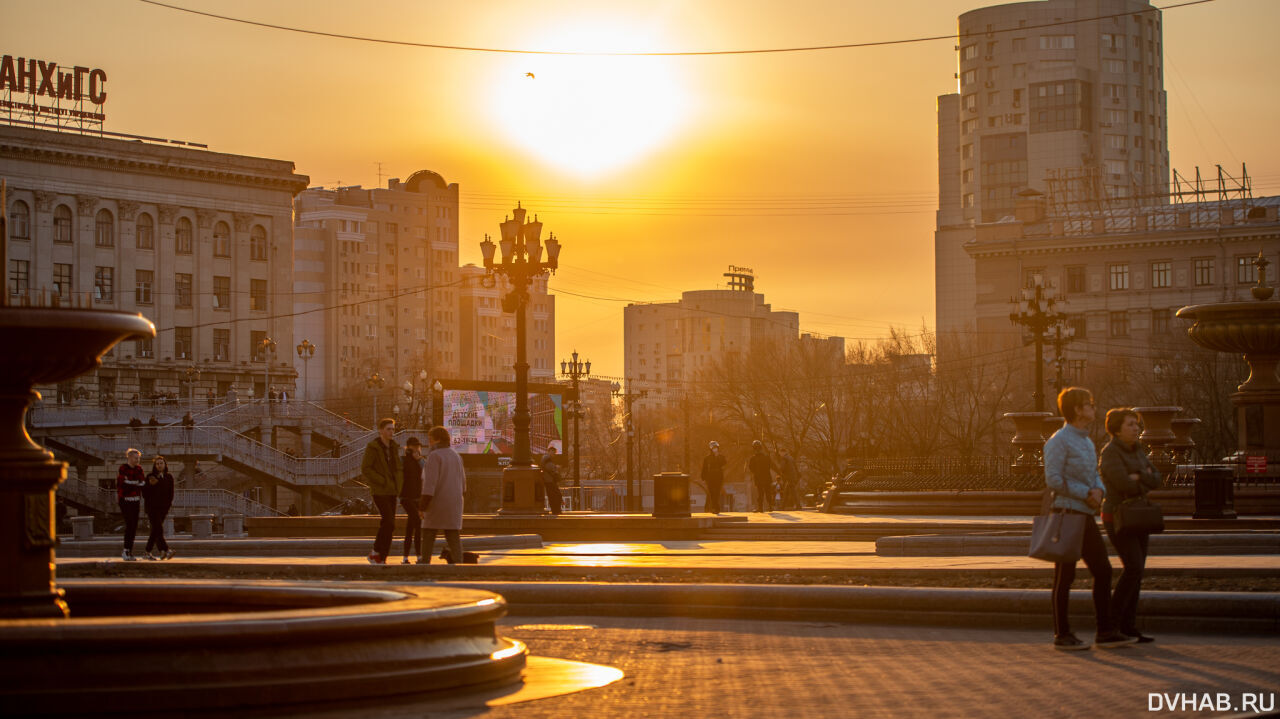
[442,388,564,455]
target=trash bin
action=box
[652,472,691,518]
[1193,465,1238,519]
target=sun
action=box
[487,23,693,177]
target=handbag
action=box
[1114,495,1164,535]
[1029,508,1088,563]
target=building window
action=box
[1106,134,1126,150]
[1109,263,1129,290]
[1039,35,1075,50]
[213,275,230,310]
[53,205,72,243]
[94,267,114,302]
[213,329,230,361]
[8,200,30,240]
[133,213,154,250]
[962,194,974,208]
[964,94,977,112]
[250,279,267,311]
[1238,256,1259,284]
[1065,266,1086,293]
[94,209,114,247]
[9,259,29,297]
[175,273,192,308]
[1151,309,1170,335]
[1109,311,1129,337]
[961,44,978,60]
[1023,268,1044,289]
[962,169,973,184]
[135,337,154,359]
[135,270,153,305]
[1012,37,1026,52]
[213,221,231,257]
[175,326,193,360]
[250,225,268,261]
[962,69,977,86]
[1193,258,1214,286]
[175,217,193,254]
[53,263,72,300]
[1068,314,1087,339]
[961,144,972,160]
[1151,261,1171,289]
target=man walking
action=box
[540,445,564,516]
[362,418,401,564]
[421,426,466,564]
[747,440,776,513]
[701,441,726,514]
[400,437,424,564]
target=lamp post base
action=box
[498,466,548,516]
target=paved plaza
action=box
[264,617,1280,719]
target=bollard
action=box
[222,514,245,538]
[70,515,94,541]
[1193,465,1238,519]
[190,514,214,539]
[652,472,691,518]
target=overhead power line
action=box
[137,0,1219,56]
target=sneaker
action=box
[400,557,411,565]
[416,556,428,564]
[122,550,135,561]
[163,549,175,560]
[1053,634,1089,651]
[1095,631,1139,648]
[1123,630,1155,644]
[144,551,158,561]
[366,552,385,565]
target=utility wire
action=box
[136,0,1219,56]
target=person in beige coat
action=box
[421,425,466,564]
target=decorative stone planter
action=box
[190,514,214,539]
[1170,417,1202,465]
[1004,411,1055,468]
[1134,405,1182,475]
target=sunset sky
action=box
[7,0,1279,379]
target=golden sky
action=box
[6,0,1278,378]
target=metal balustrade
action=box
[56,479,282,517]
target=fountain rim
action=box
[0,306,155,335]
[1176,301,1280,320]
[0,579,508,644]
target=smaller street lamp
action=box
[560,350,591,509]
[296,339,316,402]
[366,372,385,427]
[183,366,201,413]
[258,337,277,408]
[1008,277,1066,413]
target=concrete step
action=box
[877,532,1280,557]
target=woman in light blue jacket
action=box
[1043,387,1135,651]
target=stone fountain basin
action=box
[0,579,526,715]
[1177,301,1280,355]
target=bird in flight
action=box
[525,72,535,79]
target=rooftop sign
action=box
[0,54,106,130]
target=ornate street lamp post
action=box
[480,202,562,514]
[184,366,200,414]
[366,372,385,427]
[560,350,590,510]
[258,337,277,408]
[296,339,315,402]
[1008,278,1066,413]
[612,380,646,512]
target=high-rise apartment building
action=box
[936,0,1169,334]
[623,268,842,406]
[293,171,459,401]
[458,263,555,382]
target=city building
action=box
[623,267,843,405]
[2,124,308,403]
[458,263,555,382]
[966,192,1280,391]
[936,0,1169,334]
[293,172,460,402]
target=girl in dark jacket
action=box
[116,448,146,561]
[1099,408,1162,643]
[142,456,176,560]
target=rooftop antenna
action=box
[375,162,384,188]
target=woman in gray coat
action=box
[1099,408,1162,643]
[420,425,466,564]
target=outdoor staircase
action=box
[56,478,282,517]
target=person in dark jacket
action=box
[362,418,402,564]
[701,441,726,514]
[400,437,424,564]
[1099,408,1162,644]
[747,440,776,513]
[777,447,801,510]
[116,448,146,561]
[143,455,175,560]
[540,446,564,516]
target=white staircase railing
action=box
[56,479,283,517]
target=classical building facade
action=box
[937,0,1170,334]
[458,263,556,382]
[293,171,460,402]
[967,195,1280,389]
[1,124,308,403]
